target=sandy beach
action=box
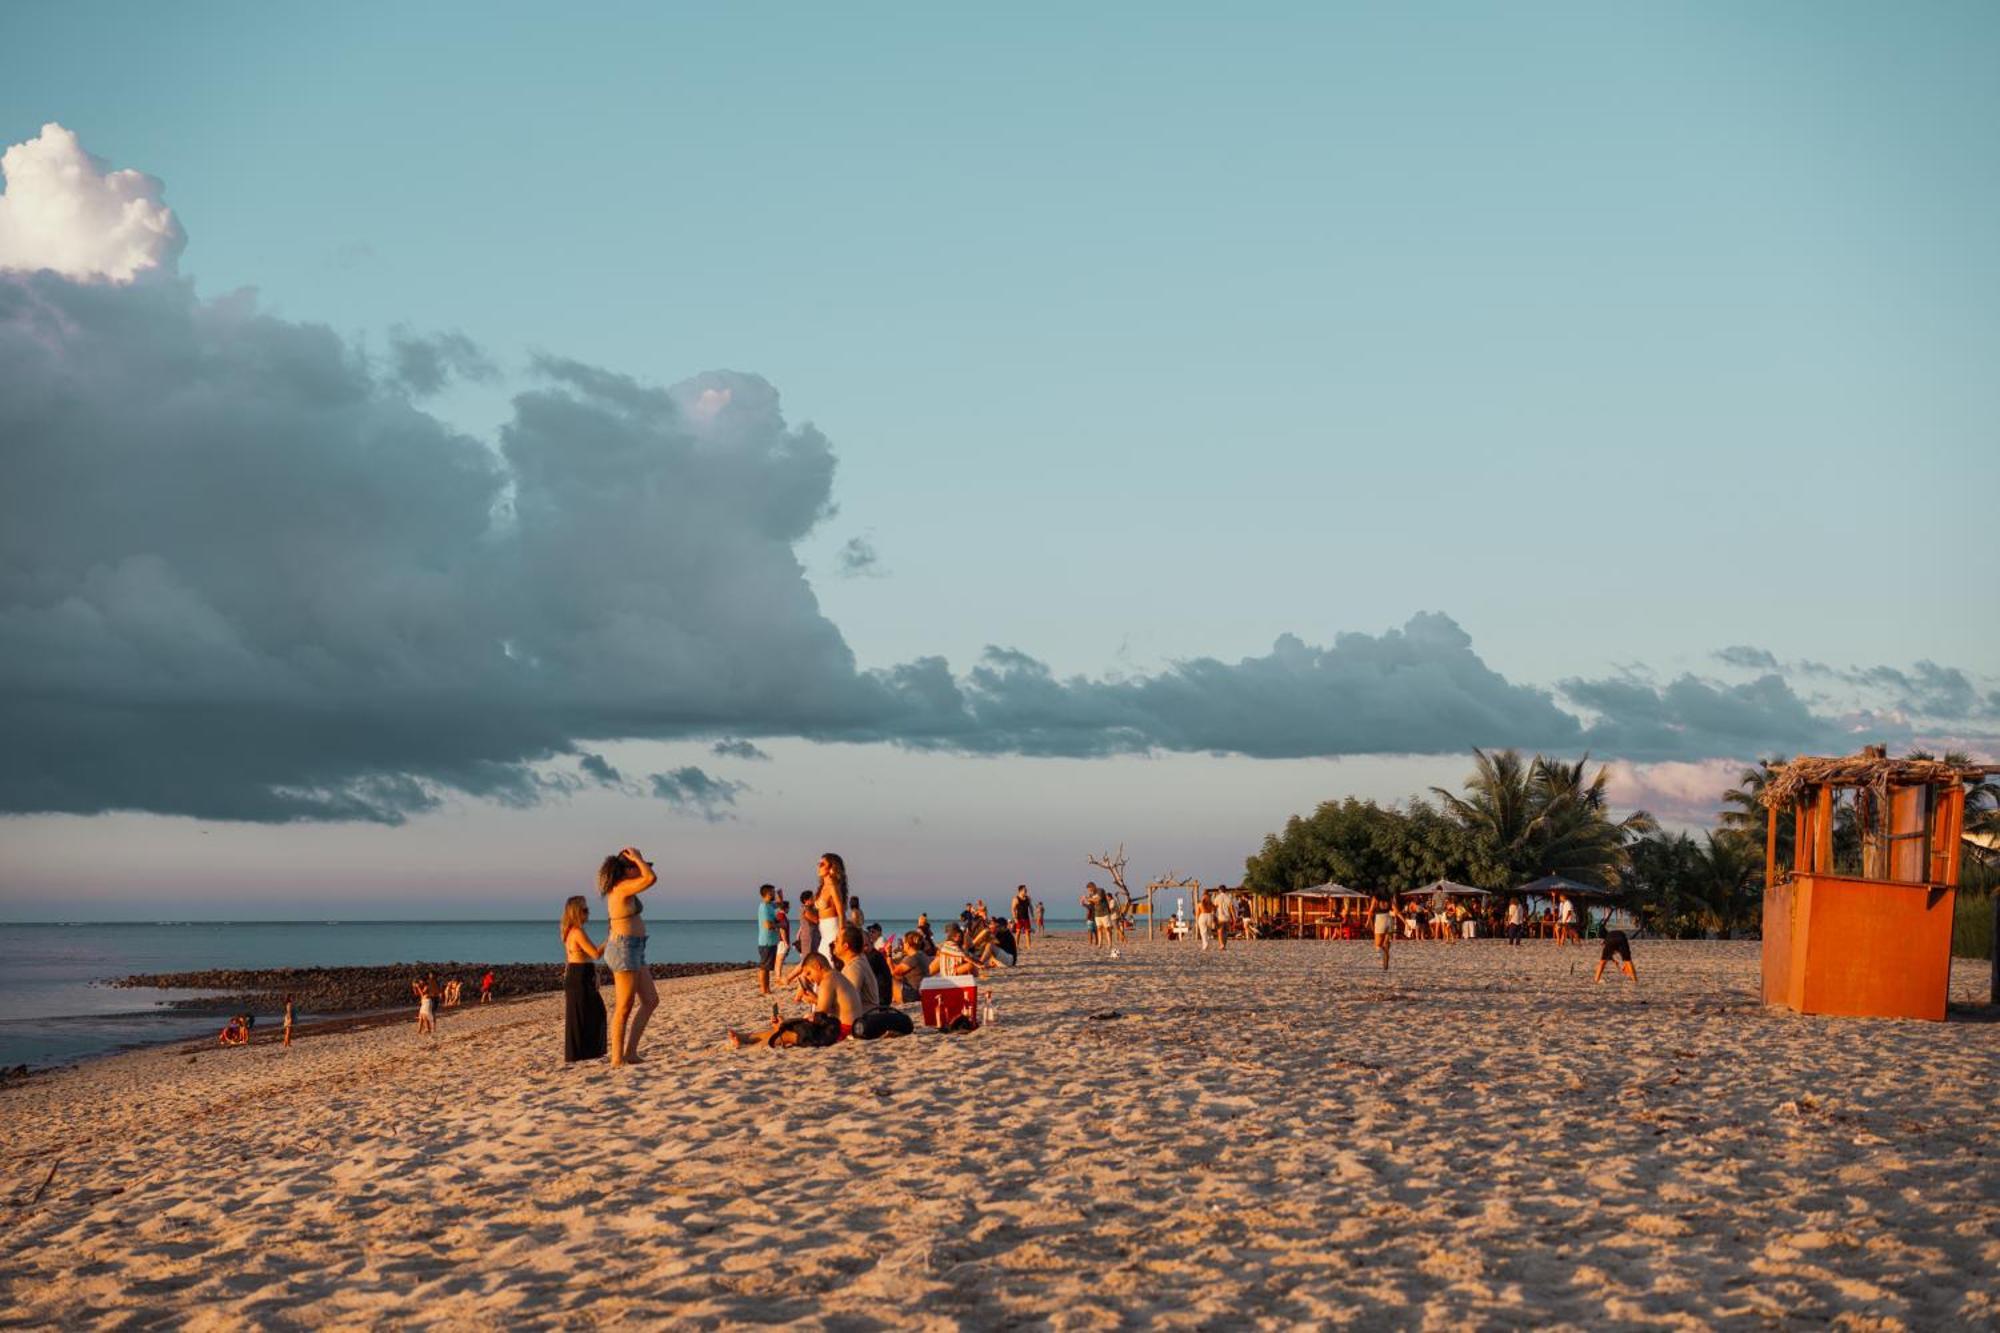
[3,936,1995,1329]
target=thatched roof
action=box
[1761,750,2000,809]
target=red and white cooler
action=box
[919,975,978,1028]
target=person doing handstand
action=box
[1594,930,1637,984]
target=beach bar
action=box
[1760,748,1995,1021]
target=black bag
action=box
[853,1006,914,1040]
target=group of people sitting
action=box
[730,889,1032,1049]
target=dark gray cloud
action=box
[387,327,495,397]
[648,766,745,820]
[578,753,622,785]
[711,739,771,761]
[1714,645,1779,671]
[837,536,882,578]
[3,269,1993,827]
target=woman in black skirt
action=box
[561,895,609,1062]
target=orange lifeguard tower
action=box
[1760,747,1993,1021]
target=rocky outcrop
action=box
[112,961,746,1014]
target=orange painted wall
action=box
[1762,873,1957,1021]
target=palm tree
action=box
[1689,832,1760,937]
[1432,749,1655,888]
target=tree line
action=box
[1242,748,2000,940]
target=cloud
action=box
[4,129,1993,826]
[648,766,745,820]
[387,327,495,397]
[1714,645,1779,671]
[837,535,882,578]
[0,124,183,282]
[578,753,623,785]
[1602,759,1745,825]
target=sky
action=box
[1,4,1995,919]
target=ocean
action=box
[0,916,1076,1069]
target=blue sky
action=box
[1,5,1994,917]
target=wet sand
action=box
[3,937,1995,1328]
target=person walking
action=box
[1371,893,1395,972]
[600,845,659,1067]
[1195,890,1218,952]
[560,895,608,1062]
[480,970,494,1004]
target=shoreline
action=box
[2,960,756,1082]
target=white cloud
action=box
[0,123,184,283]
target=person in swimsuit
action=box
[561,894,609,1062]
[599,845,659,1067]
[282,994,294,1047]
[814,853,849,964]
[1371,894,1395,972]
[416,980,435,1035]
[1011,886,1033,952]
[1595,930,1637,984]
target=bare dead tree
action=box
[1087,845,1130,897]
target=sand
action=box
[3,937,1995,1329]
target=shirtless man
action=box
[727,953,861,1048]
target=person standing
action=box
[415,979,435,1036]
[1035,900,1045,933]
[480,969,494,1004]
[1195,890,1217,952]
[1556,893,1579,946]
[815,853,849,963]
[600,845,659,1068]
[772,891,791,975]
[1505,896,1525,946]
[1213,884,1236,951]
[1011,885,1034,952]
[755,884,781,995]
[282,994,295,1048]
[560,895,608,1062]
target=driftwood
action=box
[1762,748,2000,810]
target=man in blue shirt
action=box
[756,884,780,994]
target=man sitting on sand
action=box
[934,925,983,977]
[727,953,862,1048]
[832,925,881,1008]
[1595,930,1637,984]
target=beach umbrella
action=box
[1412,879,1491,897]
[1511,874,1617,900]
